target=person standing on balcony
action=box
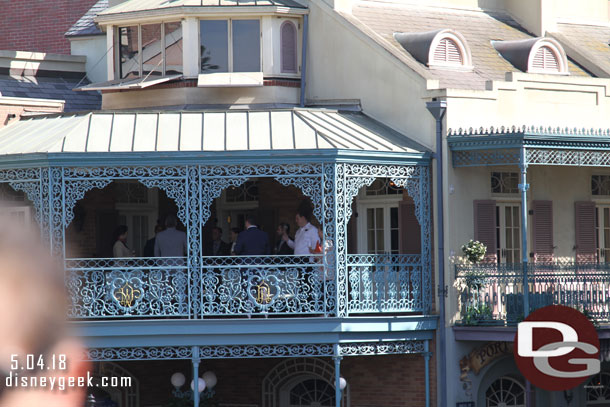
[204,227,231,256]
[112,225,134,257]
[154,214,187,257]
[289,207,320,256]
[275,223,294,255]
[143,224,164,257]
[234,216,270,255]
[230,227,241,255]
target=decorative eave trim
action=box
[448,125,610,137]
[96,5,308,25]
[448,134,610,151]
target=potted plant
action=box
[461,239,487,264]
[459,240,492,324]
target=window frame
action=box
[115,21,183,79]
[199,17,263,74]
[280,20,298,74]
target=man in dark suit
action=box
[234,216,270,255]
[205,226,231,256]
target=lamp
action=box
[170,370,217,401]
[339,376,347,391]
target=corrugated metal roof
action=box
[0,109,426,155]
[99,0,306,17]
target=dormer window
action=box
[200,19,261,73]
[117,23,183,80]
[393,29,473,70]
[492,37,568,75]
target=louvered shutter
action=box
[532,46,559,72]
[281,22,297,73]
[399,201,421,254]
[433,38,463,65]
[474,200,497,262]
[532,200,553,263]
[575,201,596,263]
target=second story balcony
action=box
[0,109,434,323]
[455,262,610,326]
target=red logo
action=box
[513,305,600,391]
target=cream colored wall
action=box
[70,36,108,84]
[440,73,610,132]
[306,0,435,150]
[101,85,299,109]
[554,0,609,23]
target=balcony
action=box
[454,262,610,326]
[66,254,424,319]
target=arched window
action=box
[531,45,560,72]
[433,37,463,65]
[281,21,298,73]
[587,372,610,404]
[485,376,525,407]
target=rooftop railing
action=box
[455,262,610,325]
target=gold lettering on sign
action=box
[256,281,273,304]
[460,341,513,376]
[113,282,142,308]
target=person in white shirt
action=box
[287,208,320,255]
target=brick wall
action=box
[0,0,99,54]
[113,353,437,407]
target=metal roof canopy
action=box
[96,0,307,23]
[0,108,430,167]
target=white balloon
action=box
[339,377,347,391]
[202,371,217,389]
[170,372,185,388]
[190,378,206,392]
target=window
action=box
[119,26,140,79]
[491,172,519,194]
[531,46,559,72]
[592,175,610,195]
[485,376,525,407]
[587,372,610,404]
[200,19,261,73]
[117,22,183,79]
[365,178,403,196]
[225,181,259,203]
[432,37,462,65]
[281,21,298,73]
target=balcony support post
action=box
[424,340,432,407]
[333,345,342,407]
[519,146,530,317]
[192,346,200,407]
[519,146,532,407]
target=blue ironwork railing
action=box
[347,254,423,313]
[66,257,189,319]
[200,254,333,316]
[455,262,610,325]
[65,254,424,319]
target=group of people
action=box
[111,206,326,259]
[112,214,187,258]
[211,207,323,257]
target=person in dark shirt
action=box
[234,216,270,255]
[143,224,164,257]
[204,227,231,256]
[275,222,294,255]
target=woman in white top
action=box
[112,225,134,258]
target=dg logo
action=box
[514,305,600,391]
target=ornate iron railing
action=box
[347,254,423,313]
[200,254,333,316]
[65,254,426,319]
[455,263,610,325]
[65,257,189,319]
